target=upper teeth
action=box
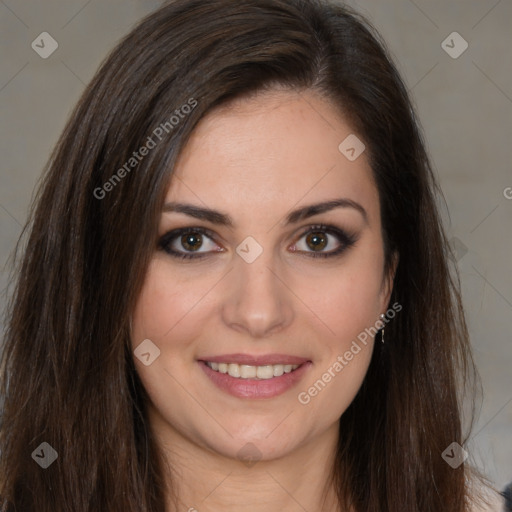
[206,362,300,379]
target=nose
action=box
[221,250,294,339]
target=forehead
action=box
[167,89,379,227]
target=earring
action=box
[379,313,386,344]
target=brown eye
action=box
[181,232,203,251]
[159,227,222,259]
[291,224,358,259]
[305,232,328,251]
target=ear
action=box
[380,250,399,312]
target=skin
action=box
[131,88,396,512]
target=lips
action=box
[197,353,312,399]
[205,361,300,379]
[198,353,310,366]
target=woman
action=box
[0,0,507,510]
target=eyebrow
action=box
[162,198,368,226]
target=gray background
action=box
[1,0,510,492]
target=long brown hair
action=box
[1,0,481,510]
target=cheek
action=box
[130,260,213,427]
[294,284,379,424]
[291,239,385,415]
[299,346,373,423]
[292,240,386,345]
[131,257,214,344]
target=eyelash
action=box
[158,224,358,260]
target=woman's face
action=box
[131,89,395,462]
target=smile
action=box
[205,362,301,379]
[199,358,312,399]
